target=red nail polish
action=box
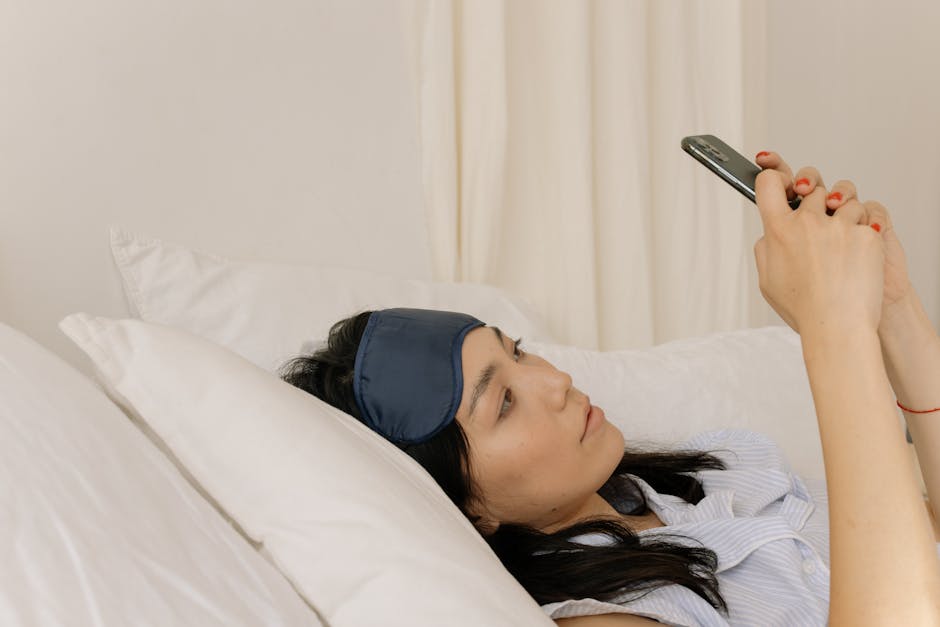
[871,223,881,232]
[756,151,770,159]
[827,192,842,202]
[796,177,810,188]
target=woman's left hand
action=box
[755,150,850,218]
[755,150,915,329]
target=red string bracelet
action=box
[897,399,940,414]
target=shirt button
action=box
[802,559,817,574]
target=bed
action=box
[0,224,860,626]
[3,0,926,622]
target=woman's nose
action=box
[534,366,572,407]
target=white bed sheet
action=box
[0,321,321,627]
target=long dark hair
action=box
[279,310,730,614]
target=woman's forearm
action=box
[879,292,940,519]
[800,326,940,625]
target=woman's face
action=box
[454,325,625,534]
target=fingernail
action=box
[756,151,771,159]
[795,177,811,189]
[827,192,843,202]
[871,223,882,232]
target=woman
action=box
[279,153,940,625]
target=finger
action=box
[792,166,826,199]
[797,183,830,216]
[863,200,892,232]
[826,179,858,212]
[755,168,792,225]
[755,151,791,178]
[832,198,867,226]
[755,151,797,200]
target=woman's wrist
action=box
[800,323,881,371]
[878,291,934,360]
[877,290,940,410]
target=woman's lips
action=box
[582,404,606,441]
[581,405,607,442]
[581,399,603,441]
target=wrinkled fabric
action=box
[542,428,937,626]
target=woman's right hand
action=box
[752,167,886,337]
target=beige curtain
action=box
[404,0,774,349]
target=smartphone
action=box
[681,134,802,210]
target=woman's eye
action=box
[499,388,514,418]
[498,339,524,418]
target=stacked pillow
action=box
[54,227,837,625]
[105,227,827,479]
[109,226,555,373]
[107,226,828,480]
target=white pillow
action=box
[0,320,321,627]
[59,313,556,627]
[109,226,555,372]
[523,326,828,482]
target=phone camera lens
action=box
[693,138,730,162]
[705,147,729,162]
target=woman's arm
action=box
[878,290,940,522]
[801,324,940,625]
[750,162,940,625]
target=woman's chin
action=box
[603,423,626,460]
[606,421,625,447]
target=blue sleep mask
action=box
[352,308,485,445]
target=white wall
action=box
[0,0,430,376]
[3,0,938,378]
[764,0,940,329]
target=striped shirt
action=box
[541,428,940,626]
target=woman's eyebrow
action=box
[466,326,509,424]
